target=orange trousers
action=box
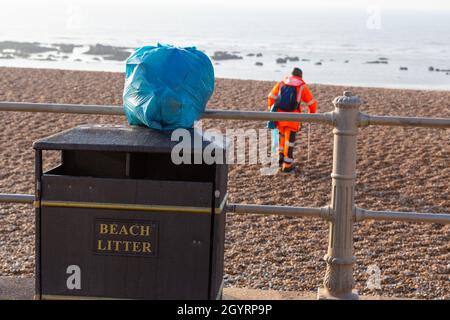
[278,125,298,169]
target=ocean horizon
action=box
[1,4,449,90]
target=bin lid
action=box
[33,124,228,154]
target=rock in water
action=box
[366,60,388,64]
[85,44,131,61]
[286,56,299,62]
[400,67,408,71]
[429,66,434,71]
[255,62,263,66]
[276,58,287,64]
[211,51,243,61]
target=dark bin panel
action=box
[34,124,228,300]
[58,150,216,182]
[125,152,216,182]
[209,163,228,298]
[41,175,213,208]
[210,204,227,299]
[62,150,127,179]
[40,208,212,300]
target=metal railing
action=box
[0,92,449,300]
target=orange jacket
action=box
[267,76,317,131]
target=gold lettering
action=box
[123,241,131,252]
[110,224,118,235]
[132,242,141,252]
[142,242,152,253]
[113,240,120,251]
[140,225,151,237]
[130,225,139,236]
[97,239,107,251]
[99,224,109,234]
[119,225,128,236]
[97,222,154,255]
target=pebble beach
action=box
[0,67,449,299]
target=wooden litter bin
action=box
[33,124,228,300]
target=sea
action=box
[0,2,449,90]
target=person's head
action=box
[292,67,303,78]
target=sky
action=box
[4,0,450,11]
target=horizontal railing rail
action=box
[360,113,450,129]
[0,101,334,124]
[0,94,449,299]
[0,101,124,115]
[2,193,449,225]
[355,207,450,225]
[2,101,450,128]
[228,203,331,219]
[0,193,35,204]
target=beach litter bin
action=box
[33,124,228,300]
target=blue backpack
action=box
[274,85,299,111]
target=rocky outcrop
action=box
[365,60,388,64]
[0,41,57,59]
[276,56,299,64]
[85,44,131,61]
[52,43,82,54]
[211,51,243,61]
[366,57,389,64]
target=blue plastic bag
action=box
[123,44,215,130]
[271,129,279,155]
[267,104,277,129]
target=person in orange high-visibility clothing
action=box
[267,67,317,172]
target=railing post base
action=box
[321,91,361,300]
[317,287,359,300]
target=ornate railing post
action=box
[318,91,361,300]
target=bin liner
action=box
[123,44,214,130]
[271,128,279,155]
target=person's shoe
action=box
[278,154,284,167]
[281,163,296,173]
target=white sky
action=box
[6,0,450,11]
[168,0,450,10]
